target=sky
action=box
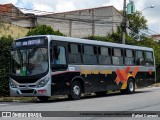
[0,0,159,35]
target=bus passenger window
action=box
[136,51,145,65]
[53,46,66,65]
[98,47,111,64]
[112,48,123,65]
[83,45,97,64]
[145,51,154,66]
[124,49,135,65]
[68,44,81,64]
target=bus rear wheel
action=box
[37,96,49,101]
[121,78,135,94]
[68,81,82,100]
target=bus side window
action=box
[52,45,66,65]
[136,51,145,65]
[83,45,97,64]
[112,48,123,65]
[68,44,82,64]
[145,51,154,66]
[124,49,135,65]
[98,47,111,65]
[53,46,60,64]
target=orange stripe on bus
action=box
[116,69,125,82]
[115,77,121,85]
[120,69,127,83]
[132,66,139,77]
[125,66,131,74]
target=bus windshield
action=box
[11,47,48,76]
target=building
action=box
[151,34,160,42]
[0,3,36,28]
[0,4,123,38]
[37,6,122,38]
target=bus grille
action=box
[20,89,34,93]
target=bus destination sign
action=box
[15,39,45,47]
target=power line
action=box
[18,6,160,35]
[37,17,119,28]
[147,28,160,35]
[0,8,122,24]
[37,16,121,24]
[1,6,160,38]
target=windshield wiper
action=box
[28,47,38,59]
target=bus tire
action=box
[122,78,135,94]
[95,91,107,96]
[68,81,82,100]
[37,96,49,101]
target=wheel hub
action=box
[73,85,80,96]
[129,82,134,92]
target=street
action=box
[0,87,160,120]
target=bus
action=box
[9,35,156,101]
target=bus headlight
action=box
[10,80,17,88]
[37,78,49,88]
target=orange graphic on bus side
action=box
[115,66,139,85]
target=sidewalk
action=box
[150,82,160,87]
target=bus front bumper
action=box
[10,84,51,97]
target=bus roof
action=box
[16,35,153,51]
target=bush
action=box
[26,25,65,36]
[0,35,13,96]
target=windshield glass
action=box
[11,47,48,76]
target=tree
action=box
[127,11,148,39]
[0,35,13,96]
[26,25,65,36]
[136,36,160,66]
[86,26,136,45]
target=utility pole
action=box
[122,0,127,44]
[92,9,95,36]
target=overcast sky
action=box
[0,0,159,35]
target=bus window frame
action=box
[82,44,98,65]
[50,40,68,71]
[98,46,112,65]
[135,50,145,66]
[145,51,154,66]
[112,47,124,65]
[68,43,83,65]
[124,49,135,66]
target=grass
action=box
[0,97,36,102]
[150,82,160,87]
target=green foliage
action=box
[26,25,65,36]
[87,27,137,45]
[127,11,148,39]
[136,36,160,66]
[87,36,114,42]
[87,28,160,67]
[0,35,13,96]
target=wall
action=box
[37,6,122,38]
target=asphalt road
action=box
[0,87,160,120]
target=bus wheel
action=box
[37,96,49,101]
[95,91,107,96]
[68,81,82,100]
[121,78,135,94]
